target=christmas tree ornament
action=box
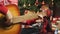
[41,1,45,5]
[23,3,26,7]
[28,3,31,6]
[35,0,39,6]
[52,0,54,5]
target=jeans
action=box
[21,28,40,34]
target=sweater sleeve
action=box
[0,5,8,14]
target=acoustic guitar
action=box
[0,4,38,34]
[0,4,49,34]
[0,4,21,34]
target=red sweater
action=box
[0,4,8,15]
[46,9,51,17]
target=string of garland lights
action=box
[18,0,41,12]
[18,0,60,15]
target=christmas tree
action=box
[18,0,52,15]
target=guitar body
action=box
[0,4,21,34]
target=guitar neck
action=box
[11,14,38,24]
